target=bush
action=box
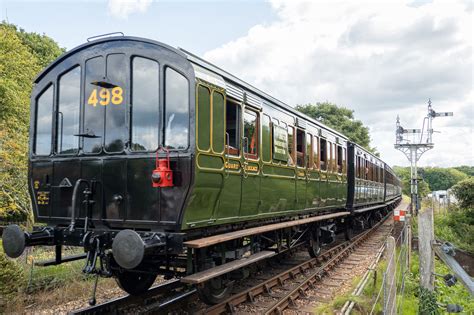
[0,242,25,301]
[451,178,474,209]
[434,207,474,253]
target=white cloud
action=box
[107,0,152,19]
[204,0,473,167]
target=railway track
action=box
[70,212,396,315]
[204,214,394,315]
[69,278,196,315]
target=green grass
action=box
[0,241,91,302]
[354,249,474,314]
[433,207,474,253]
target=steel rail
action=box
[263,214,392,315]
[205,213,392,315]
[69,278,189,315]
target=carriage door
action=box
[240,107,261,217]
[216,99,242,219]
[295,129,307,210]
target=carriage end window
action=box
[225,100,240,155]
[35,85,54,156]
[57,66,80,154]
[132,57,159,151]
[165,67,189,149]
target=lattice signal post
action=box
[395,99,453,214]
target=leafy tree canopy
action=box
[296,102,378,155]
[451,178,474,209]
[3,23,65,68]
[393,166,430,197]
[393,165,471,198]
[453,165,474,177]
[0,22,63,222]
[421,167,468,191]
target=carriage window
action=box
[243,110,258,159]
[58,66,80,154]
[356,157,360,178]
[365,160,369,180]
[342,148,347,174]
[84,56,105,153]
[35,85,53,155]
[288,126,295,166]
[262,114,271,162]
[306,134,312,168]
[331,143,335,172]
[337,145,343,173]
[296,129,305,167]
[320,138,327,171]
[131,57,159,151]
[313,136,319,169]
[165,68,189,149]
[105,54,127,153]
[225,100,240,155]
[212,91,225,153]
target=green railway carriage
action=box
[2,36,401,305]
[183,52,350,230]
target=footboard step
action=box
[181,251,276,284]
[184,212,350,249]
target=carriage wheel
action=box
[308,227,321,257]
[197,276,234,305]
[367,214,375,228]
[345,225,353,241]
[115,271,157,295]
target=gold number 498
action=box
[88,87,123,107]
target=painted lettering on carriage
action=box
[273,125,288,161]
[225,162,240,170]
[87,87,123,107]
[37,191,50,205]
[33,180,40,190]
[245,165,258,172]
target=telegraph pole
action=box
[394,99,453,215]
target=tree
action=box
[296,102,378,155]
[0,22,63,222]
[393,166,430,197]
[451,178,474,209]
[13,25,65,68]
[454,165,474,177]
[422,167,468,191]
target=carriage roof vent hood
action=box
[87,32,125,42]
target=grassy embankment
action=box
[0,240,116,313]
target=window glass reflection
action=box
[58,66,80,154]
[165,68,189,149]
[243,110,258,158]
[132,57,159,151]
[105,54,127,153]
[84,56,105,153]
[35,85,53,155]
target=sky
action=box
[1,0,473,167]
